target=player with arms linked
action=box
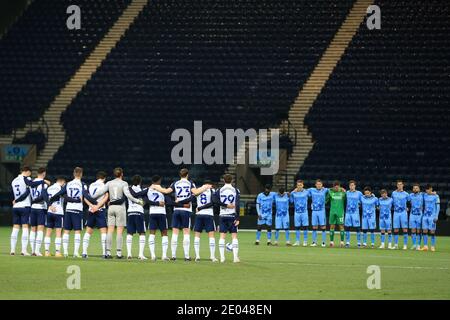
[10,166,47,256]
[255,184,275,245]
[214,174,240,263]
[420,184,440,251]
[193,180,218,262]
[150,168,212,261]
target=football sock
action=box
[162,236,169,258]
[44,236,51,252]
[55,237,61,253]
[219,238,225,260]
[139,235,145,257]
[194,236,200,259]
[35,230,43,254]
[149,234,156,258]
[312,230,317,243]
[101,233,107,256]
[126,234,133,257]
[21,228,29,253]
[209,237,216,259]
[74,233,81,256]
[183,234,190,258]
[232,238,239,260]
[29,230,36,254]
[171,234,178,258]
[82,233,91,255]
[10,228,19,253]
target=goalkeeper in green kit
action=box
[327,181,346,247]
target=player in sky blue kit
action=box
[360,187,378,248]
[420,184,440,252]
[344,180,363,247]
[392,180,410,250]
[308,179,328,247]
[378,189,393,249]
[290,180,309,246]
[214,174,240,263]
[29,167,49,256]
[10,166,46,256]
[274,188,291,246]
[255,184,275,245]
[409,183,424,250]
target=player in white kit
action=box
[62,167,97,258]
[125,174,149,260]
[193,180,218,262]
[214,174,240,263]
[82,171,110,259]
[29,167,49,256]
[150,168,212,261]
[43,176,67,257]
[10,166,44,256]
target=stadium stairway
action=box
[273,0,373,190]
[0,0,149,172]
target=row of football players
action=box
[255,179,440,251]
[10,166,241,262]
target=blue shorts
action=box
[362,217,376,230]
[172,210,191,229]
[127,213,146,234]
[393,211,408,229]
[379,217,392,230]
[46,212,63,229]
[64,210,83,231]
[86,209,107,229]
[294,212,309,227]
[194,215,216,233]
[12,207,30,225]
[257,216,272,226]
[219,216,238,234]
[312,211,326,227]
[275,215,290,230]
[344,213,360,227]
[149,214,168,232]
[422,216,436,231]
[30,208,46,227]
[409,214,422,229]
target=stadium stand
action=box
[298,0,450,216]
[0,0,447,217]
[0,0,132,135]
[48,0,355,182]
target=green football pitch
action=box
[0,226,449,299]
